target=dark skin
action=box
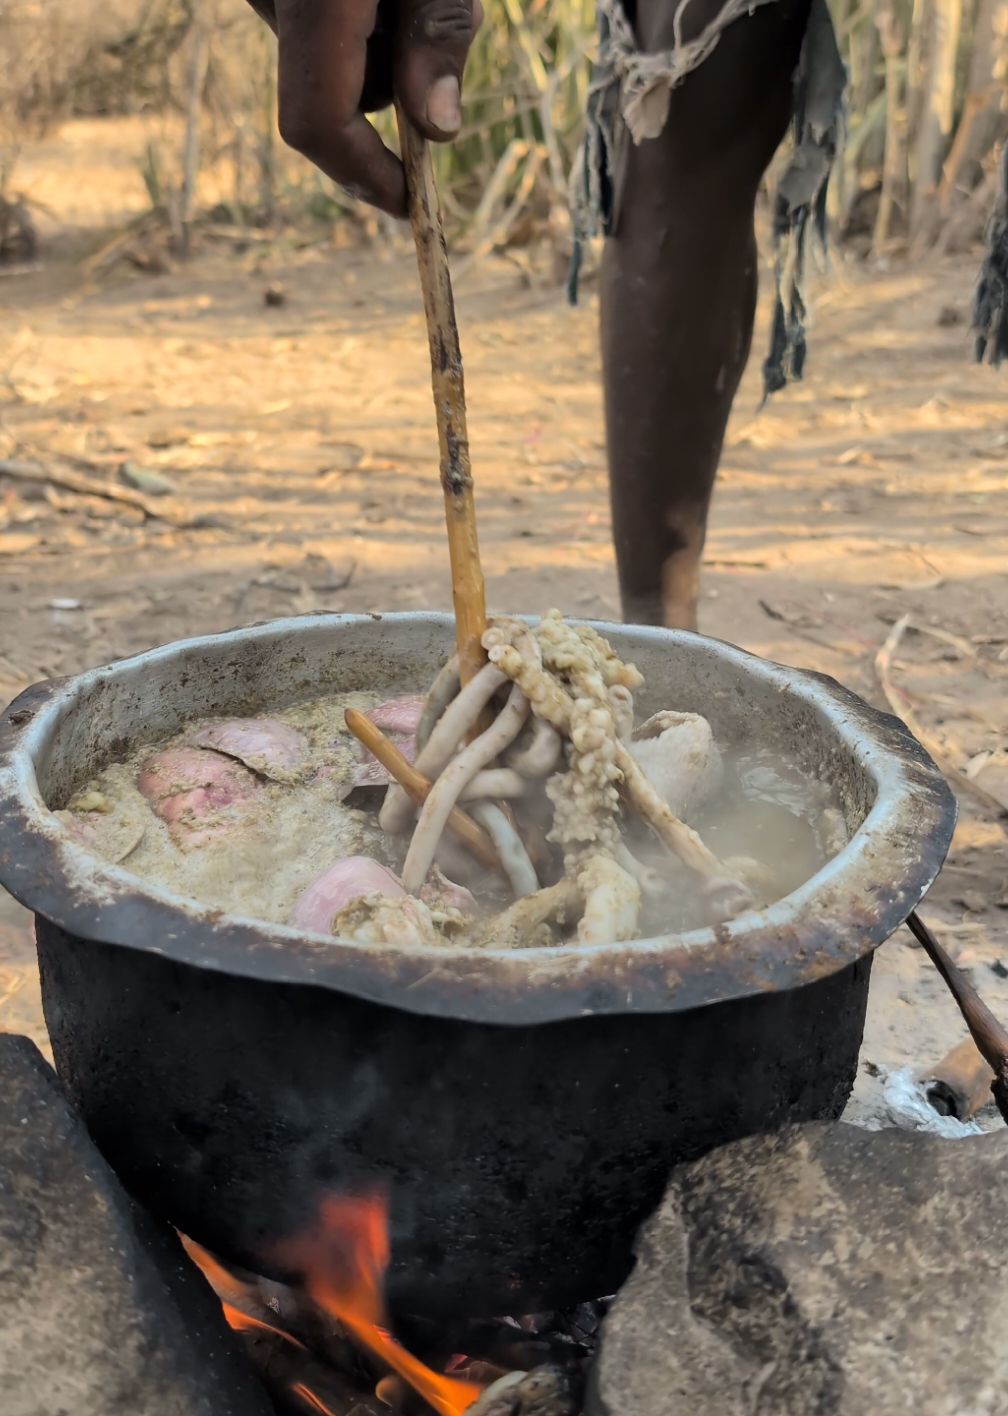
[244,0,482,216]
[245,0,807,631]
[601,0,812,630]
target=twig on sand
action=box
[0,458,216,530]
[1,457,163,514]
[875,613,1008,817]
[906,909,1008,1123]
[81,210,169,276]
[877,612,978,660]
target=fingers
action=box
[394,0,483,140]
[273,0,407,216]
[259,0,482,214]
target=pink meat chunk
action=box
[419,867,478,916]
[363,697,425,737]
[291,857,404,934]
[332,699,423,792]
[350,732,416,789]
[191,718,306,780]
[137,747,259,848]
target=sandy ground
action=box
[2,119,1008,1125]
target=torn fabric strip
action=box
[567,0,780,304]
[972,143,1008,366]
[762,0,846,401]
[568,0,846,403]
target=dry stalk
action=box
[179,3,211,255]
[1,456,169,521]
[873,0,907,251]
[82,211,166,276]
[462,138,531,249]
[906,909,1008,1124]
[462,147,545,269]
[875,613,1007,817]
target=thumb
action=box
[394,0,483,141]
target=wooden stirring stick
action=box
[395,105,488,689]
[344,709,500,870]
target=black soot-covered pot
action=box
[0,615,955,1317]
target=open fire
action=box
[271,1194,482,1416]
[182,1193,587,1416]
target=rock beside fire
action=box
[0,1033,274,1416]
[587,1121,1008,1416]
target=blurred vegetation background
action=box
[0,0,1005,263]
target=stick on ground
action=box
[0,457,163,517]
[906,908,1008,1124]
[875,614,1008,817]
[0,457,212,529]
[395,106,488,690]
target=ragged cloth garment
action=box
[973,143,1008,366]
[567,0,847,403]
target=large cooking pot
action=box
[0,615,954,1318]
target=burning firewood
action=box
[181,1200,592,1416]
[238,1329,386,1416]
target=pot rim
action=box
[0,613,956,1025]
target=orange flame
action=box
[221,1301,307,1348]
[289,1382,342,1415]
[180,1234,304,1350]
[274,1194,483,1416]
